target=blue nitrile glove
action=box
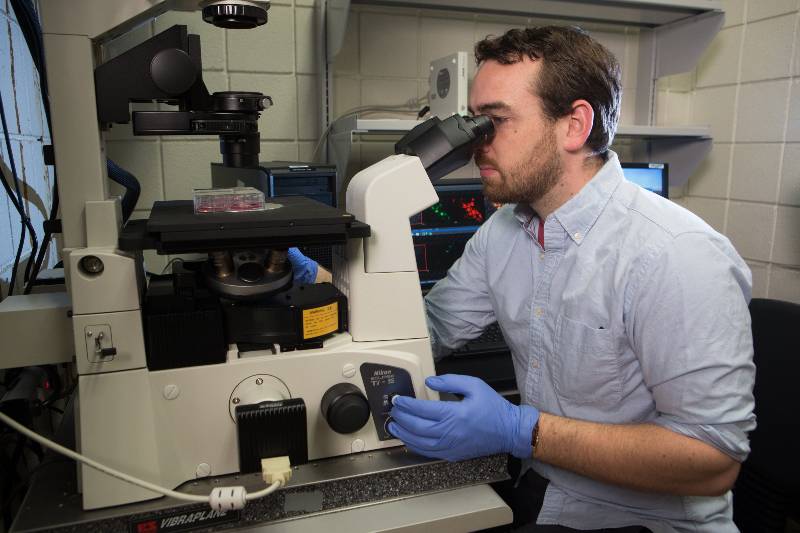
[286,247,318,285]
[388,374,539,462]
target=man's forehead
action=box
[469,58,541,112]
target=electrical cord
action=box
[22,189,57,295]
[311,96,428,162]
[0,90,38,296]
[106,158,140,223]
[7,1,46,289]
[0,165,25,301]
[0,411,287,510]
[10,0,59,296]
[160,257,184,275]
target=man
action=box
[387,27,756,532]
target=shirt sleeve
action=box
[626,231,756,462]
[424,216,497,360]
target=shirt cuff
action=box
[654,416,753,462]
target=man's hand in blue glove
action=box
[286,247,319,285]
[388,374,539,462]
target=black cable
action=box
[0,93,28,294]
[0,168,27,230]
[106,159,141,223]
[0,90,37,297]
[23,190,57,295]
[10,0,60,295]
[417,105,431,119]
[10,0,44,286]
[9,221,25,297]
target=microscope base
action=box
[11,449,510,533]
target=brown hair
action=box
[475,26,622,156]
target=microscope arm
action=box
[343,114,493,342]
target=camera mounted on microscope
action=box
[95,1,271,169]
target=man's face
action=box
[469,58,563,205]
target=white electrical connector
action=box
[210,486,248,511]
[261,456,292,485]
[0,410,287,510]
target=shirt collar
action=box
[513,150,624,245]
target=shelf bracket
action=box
[636,137,713,187]
[635,9,724,125]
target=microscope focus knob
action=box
[321,383,370,434]
[150,48,197,96]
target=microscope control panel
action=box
[360,364,415,441]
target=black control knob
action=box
[321,383,370,434]
[150,48,197,96]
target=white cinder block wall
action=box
[667,0,800,303]
[0,0,56,294]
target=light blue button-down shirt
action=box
[424,151,756,532]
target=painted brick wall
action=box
[0,0,56,295]
[666,0,800,303]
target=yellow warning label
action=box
[302,302,339,339]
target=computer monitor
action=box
[410,180,496,290]
[621,162,669,198]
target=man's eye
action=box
[490,116,507,126]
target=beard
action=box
[477,126,562,205]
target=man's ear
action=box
[562,99,594,152]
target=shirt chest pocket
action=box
[552,313,622,406]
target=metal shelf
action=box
[329,117,711,186]
[349,0,722,28]
[335,117,710,138]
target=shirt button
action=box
[539,252,545,260]
[534,307,544,318]
[573,231,582,240]
[531,359,540,369]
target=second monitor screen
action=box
[410,184,496,288]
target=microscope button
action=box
[342,364,356,378]
[351,439,366,453]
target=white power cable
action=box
[311,96,428,162]
[0,410,284,510]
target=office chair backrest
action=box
[733,298,800,532]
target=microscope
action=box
[7,0,494,514]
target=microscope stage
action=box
[119,196,370,253]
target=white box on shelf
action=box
[428,52,468,119]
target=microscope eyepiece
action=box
[462,114,495,145]
[394,114,496,182]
